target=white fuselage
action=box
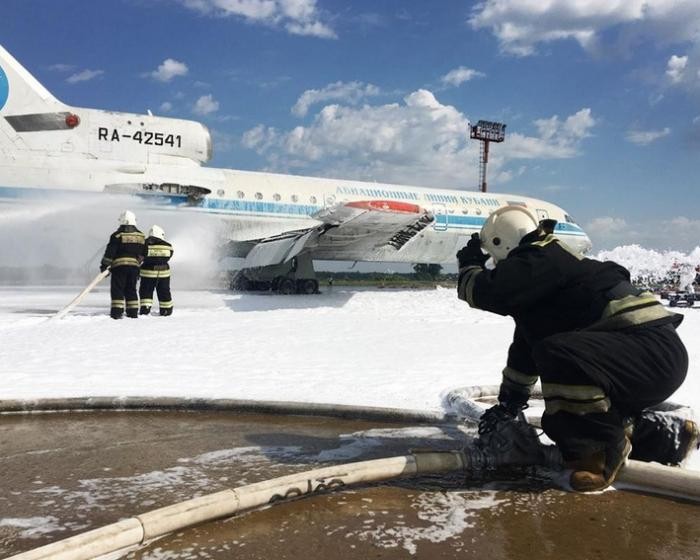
[0,153,591,263]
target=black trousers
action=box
[139,275,172,312]
[110,266,140,317]
[534,324,688,461]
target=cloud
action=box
[585,216,632,251]
[587,216,628,235]
[180,0,336,39]
[193,94,220,115]
[149,59,189,82]
[292,81,380,117]
[666,54,688,84]
[586,215,700,252]
[66,69,104,84]
[440,67,485,87]
[48,63,75,72]
[625,127,671,145]
[505,108,596,158]
[242,89,596,188]
[160,101,174,113]
[469,0,700,56]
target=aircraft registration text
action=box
[98,127,182,147]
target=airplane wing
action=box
[231,200,434,268]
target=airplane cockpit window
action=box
[310,195,317,204]
[255,192,263,200]
[565,214,577,224]
[291,194,299,203]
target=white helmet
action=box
[480,206,539,263]
[118,210,137,226]
[148,225,166,240]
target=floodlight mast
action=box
[469,120,506,193]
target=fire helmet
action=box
[480,206,539,263]
[148,225,166,240]
[118,210,137,226]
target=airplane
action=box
[0,44,591,294]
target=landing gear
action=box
[229,253,320,295]
[277,278,296,295]
[299,278,319,295]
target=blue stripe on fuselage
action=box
[0,185,587,235]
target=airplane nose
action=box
[581,235,593,254]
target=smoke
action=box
[0,194,228,288]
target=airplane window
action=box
[217,189,225,197]
[237,190,245,199]
[310,195,317,204]
[462,209,469,214]
[476,208,482,215]
[291,194,299,203]
[255,192,263,200]
[273,193,281,201]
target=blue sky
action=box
[2,0,699,251]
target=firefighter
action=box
[456,207,688,492]
[100,210,145,319]
[139,225,174,316]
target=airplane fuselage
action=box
[0,43,592,265]
[0,153,590,263]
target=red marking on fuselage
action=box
[345,200,421,214]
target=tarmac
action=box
[1,410,698,559]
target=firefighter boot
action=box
[160,308,173,317]
[139,306,151,315]
[680,420,700,462]
[126,308,138,319]
[110,308,123,320]
[568,436,631,493]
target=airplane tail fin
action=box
[0,44,62,115]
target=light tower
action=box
[470,120,506,193]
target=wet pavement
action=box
[1,411,698,559]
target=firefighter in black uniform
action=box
[456,206,688,492]
[100,210,146,319]
[139,225,174,316]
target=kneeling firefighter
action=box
[139,225,174,316]
[100,210,145,319]
[456,206,692,492]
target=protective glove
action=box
[497,384,530,414]
[456,233,488,269]
[99,259,110,273]
[476,403,545,467]
[477,403,518,437]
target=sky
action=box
[1,0,699,251]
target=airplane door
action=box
[433,203,448,231]
[536,208,549,221]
